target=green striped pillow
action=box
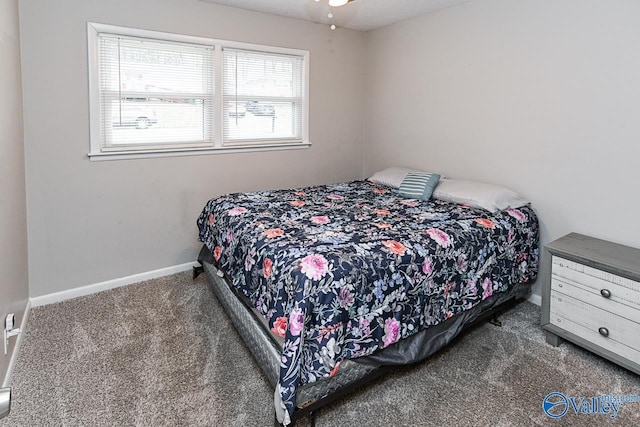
[398,172,441,201]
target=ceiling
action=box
[197,0,470,32]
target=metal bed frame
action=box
[193,248,530,426]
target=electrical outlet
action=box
[5,314,14,331]
[3,314,20,356]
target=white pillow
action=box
[432,179,529,213]
[368,167,426,189]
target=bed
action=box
[196,176,539,425]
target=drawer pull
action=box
[598,327,609,337]
[600,289,612,298]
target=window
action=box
[223,49,305,145]
[96,34,215,152]
[88,23,309,160]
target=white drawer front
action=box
[551,278,640,324]
[550,291,640,362]
[552,256,640,309]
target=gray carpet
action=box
[1,272,638,426]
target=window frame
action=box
[222,48,306,147]
[87,23,310,161]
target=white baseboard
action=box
[527,293,542,306]
[2,300,30,388]
[30,262,199,308]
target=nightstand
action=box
[542,233,640,375]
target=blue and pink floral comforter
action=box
[197,180,539,418]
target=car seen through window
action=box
[112,98,159,129]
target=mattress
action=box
[197,180,539,422]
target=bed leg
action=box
[310,411,317,427]
[488,314,502,327]
[192,264,204,279]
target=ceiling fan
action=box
[327,0,356,6]
[315,0,356,29]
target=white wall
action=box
[365,0,640,298]
[19,0,640,302]
[0,0,29,385]
[19,0,366,297]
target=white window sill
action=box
[88,142,312,161]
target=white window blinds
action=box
[222,48,304,146]
[98,34,215,151]
[89,23,309,159]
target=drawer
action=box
[550,291,640,362]
[551,278,640,323]
[552,256,640,309]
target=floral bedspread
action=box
[197,180,539,419]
